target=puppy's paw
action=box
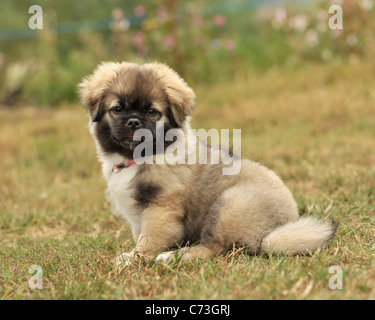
[115,251,136,266]
[155,251,176,263]
[156,248,189,263]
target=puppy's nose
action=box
[125,118,141,129]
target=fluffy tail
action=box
[260,217,338,255]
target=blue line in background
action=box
[0,0,298,42]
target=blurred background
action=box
[0,0,374,106]
[1,1,375,300]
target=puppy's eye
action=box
[148,108,158,116]
[111,106,123,114]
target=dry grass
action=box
[0,61,374,299]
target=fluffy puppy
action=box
[78,61,337,264]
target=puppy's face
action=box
[79,62,196,158]
[94,72,170,157]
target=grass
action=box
[0,60,374,300]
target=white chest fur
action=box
[101,152,142,233]
[89,123,142,232]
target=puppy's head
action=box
[78,62,195,158]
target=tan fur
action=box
[79,62,136,118]
[144,62,196,124]
[78,61,338,265]
[134,205,184,255]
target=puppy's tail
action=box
[260,217,338,255]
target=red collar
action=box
[111,160,135,174]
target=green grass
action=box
[0,61,374,299]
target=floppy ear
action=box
[144,63,196,126]
[78,62,121,122]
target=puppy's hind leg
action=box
[157,183,290,263]
[199,184,294,256]
[156,244,222,263]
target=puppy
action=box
[78,61,337,264]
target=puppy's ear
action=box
[78,62,120,122]
[145,63,196,126]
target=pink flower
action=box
[163,35,176,47]
[223,38,236,51]
[305,29,319,47]
[157,5,168,21]
[193,15,203,27]
[132,32,145,47]
[132,32,147,56]
[133,5,146,17]
[272,8,287,29]
[289,14,308,32]
[213,14,227,27]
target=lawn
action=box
[0,61,374,300]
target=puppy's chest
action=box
[106,166,142,228]
[105,164,164,228]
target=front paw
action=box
[115,251,136,266]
